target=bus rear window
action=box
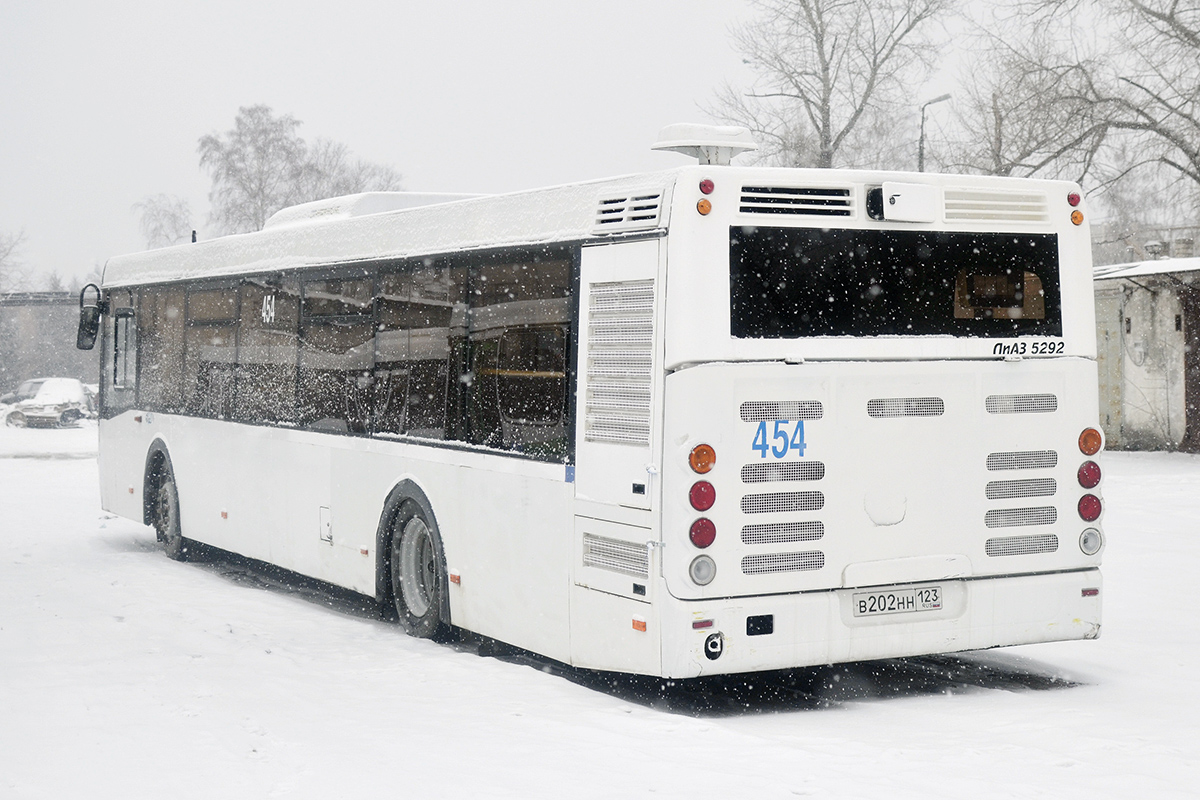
[730,227,1061,338]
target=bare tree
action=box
[297,138,403,202]
[939,19,1109,180]
[0,229,30,294]
[133,194,194,249]
[1103,2,1200,189]
[199,105,404,235]
[713,0,950,169]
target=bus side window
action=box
[138,286,186,413]
[298,275,375,434]
[104,290,138,415]
[468,254,572,457]
[236,279,299,424]
[184,287,239,419]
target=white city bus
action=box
[80,126,1104,678]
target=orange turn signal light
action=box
[1071,210,1084,225]
[697,198,712,215]
[689,443,716,474]
[1079,428,1103,456]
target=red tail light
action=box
[689,518,716,548]
[1077,461,1101,489]
[689,481,715,511]
[1078,494,1102,522]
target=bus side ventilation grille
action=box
[581,533,649,578]
[739,186,853,217]
[944,188,1049,223]
[987,450,1058,471]
[593,193,664,233]
[742,551,825,574]
[742,521,824,544]
[741,491,824,514]
[741,461,825,483]
[740,400,823,422]
[986,394,1058,414]
[585,280,654,446]
[986,478,1056,500]
[985,534,1059,557]
[867,397,945,418]
[984,506,1058,528]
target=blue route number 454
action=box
[752,420,806,459]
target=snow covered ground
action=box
[1,421,1197,798]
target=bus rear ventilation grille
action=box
[984,506,1057,528]
[986,394,1058,414]
[581,533,649,578]
[943,188,1049,223]
[593,193,664,233]
[742,521,824,545]
[986,478,1057,500]
[740,400,824,422]
[742,551,825,574]
[867,397,945,418]
[739,186,853,217]
[741,491,824,514]
[985,534,1059,557]
[987,450,1058,471]
[741,461,825,483]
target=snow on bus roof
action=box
[1093,257,1200,281]
[102,171,682,288]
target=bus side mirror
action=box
[76,283,107,350]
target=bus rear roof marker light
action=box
[1071,210,1084,225]
[1082,587,1100,597]
[693,619,714,629]
[699,179,715,195]
[697,198,712,215]
[1067,192,1081,207]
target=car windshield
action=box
[16,380,45,400]
[31,379,85,404]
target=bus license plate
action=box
[852,586,943,617]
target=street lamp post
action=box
[918,93,951,172]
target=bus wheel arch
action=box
[376,480,451,640]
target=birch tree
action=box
[198,105,403,235]
[132,194,194,249]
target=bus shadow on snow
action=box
[187,543,1081,716]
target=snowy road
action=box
[2,423,1197,798]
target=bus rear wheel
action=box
[390,502,449,640]
[154,476,190,561]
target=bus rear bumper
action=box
[658,568,1102,679]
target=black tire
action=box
[389,500,450,640]
[6,411,26,428]
[58,409,81,427]
[154,476,190,561]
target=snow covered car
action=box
[3,378,92,428]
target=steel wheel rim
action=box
[399,516,436,618]
[158,483,179,547]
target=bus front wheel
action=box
[390,501,449,640]
[154,477,190,561]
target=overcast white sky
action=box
[0,1,754,286]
